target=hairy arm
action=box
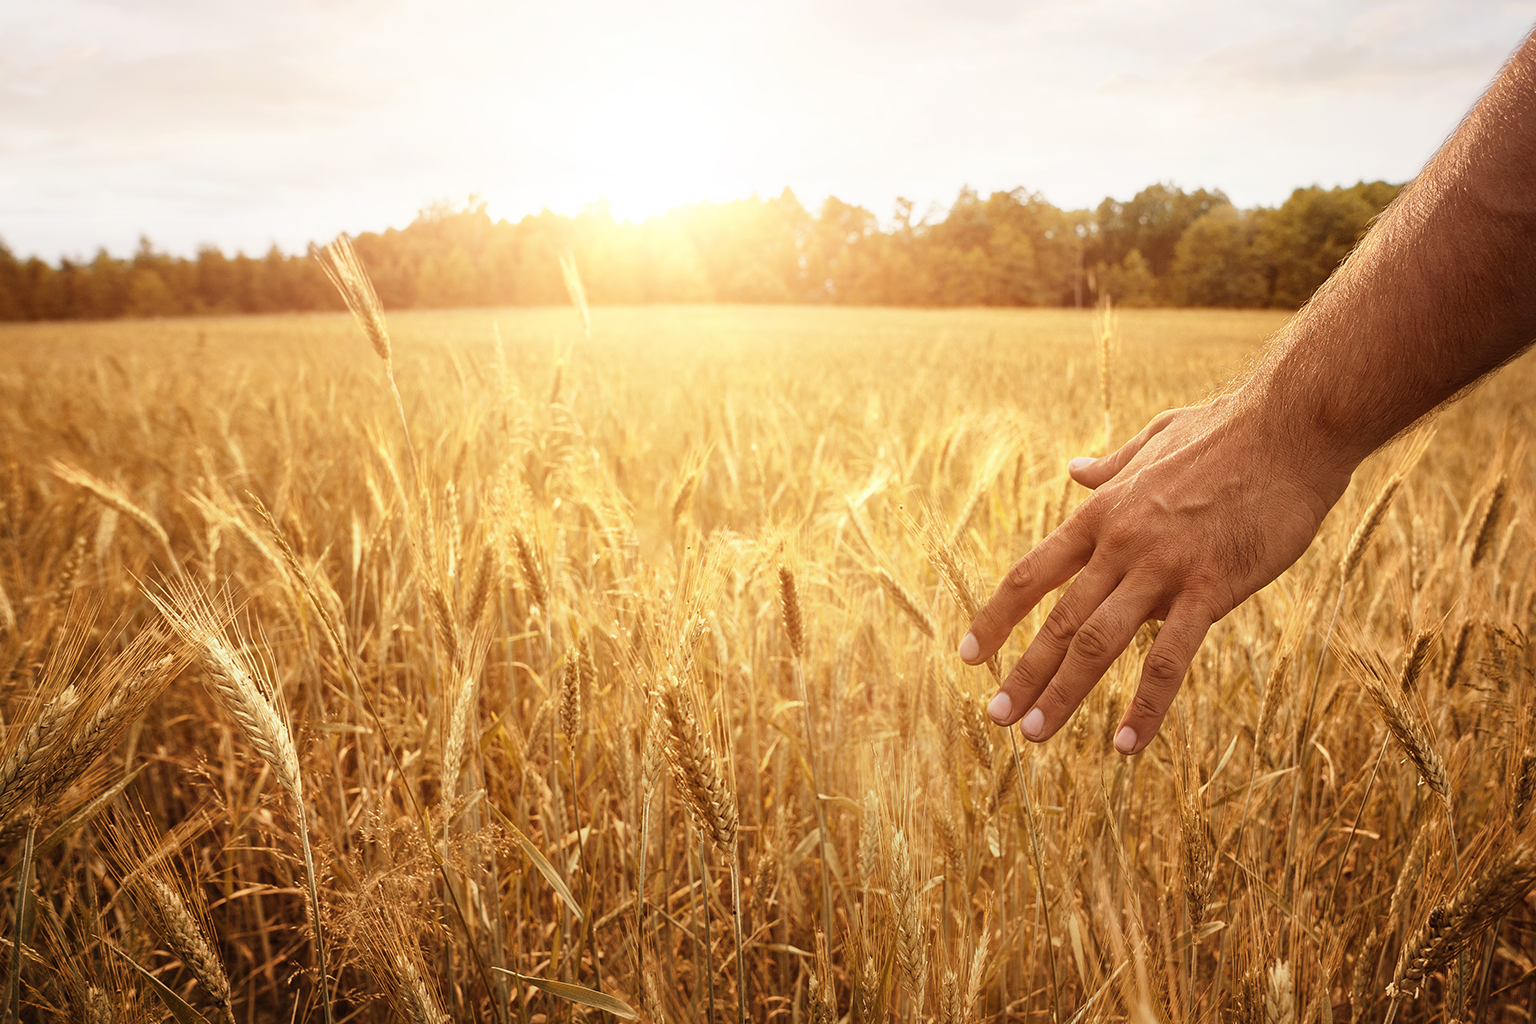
[960,27,1536,755]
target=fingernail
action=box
[1021,707,1045,740]
[958,632,979,662]
[1068,456,1094,472]
[987,691,1011,723]
[1114,726,1137,754]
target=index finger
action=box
[960,518,1094,665]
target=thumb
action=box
[1068,408,1184,489]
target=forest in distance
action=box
[0,179,1401,321]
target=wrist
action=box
[1221,372,1360,515]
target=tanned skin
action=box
[959,27,1536,755]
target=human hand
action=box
[958,398,1352,754]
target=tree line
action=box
[0,180,1402,320]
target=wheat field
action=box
[0,293,1533,1024]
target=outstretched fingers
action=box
[985,565,1123,727]
[1114,604,1213,755]
[1010,577,1155,742]
[961,521,1094,666]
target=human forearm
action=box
[1244,29,1536,475]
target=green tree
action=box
[1089,183,1227,278]
[127,268,176,317]
[1096,249,1159,306]
[1168,205,1268,307]
[0,242,23,320]
[1257,182,1402,307]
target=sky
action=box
[2,0,1534,262]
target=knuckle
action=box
[1097,521,1137,556]
[1004,660,1042,699]
[1071,496,1103,528]
[1141,645,1187,687]
[1072,618,1116,663]
[1127,686,1166,723]
[1004,557,1034,593]
[976,592,1026,641]
[976,614,1013,644]
[1037,610,1077,650]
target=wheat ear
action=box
[658,676,737,853]
[1338,643,1449,804]
[559,249,592,342]
[1341,476,1401,584]
[898,502,1002,680]
[0,686,80,824]
[658,674,745,1022]
[890,828,927,1016]
[0,575,13,635]
[1180,761,1213,936]
[1469,474,1508,568]
[1388,847,1536,1004]
[512,528,549,611]
[41,641,182,806]
[316,234,419,490]
[355,904,451,1024]
[873,567,937,639]
[145,580,333,1024]
[146,877,231,1015]
[779,561,835,955]
[442,631,488,820]
[1442,619,1474,689]
[1095,292,1117,447]
[49,460,179,571]
[778,565,805,659]
[1265,961,1295,1024]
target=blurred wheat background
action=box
[1,273,1533,1023]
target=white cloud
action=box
[1,0,1532,258]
